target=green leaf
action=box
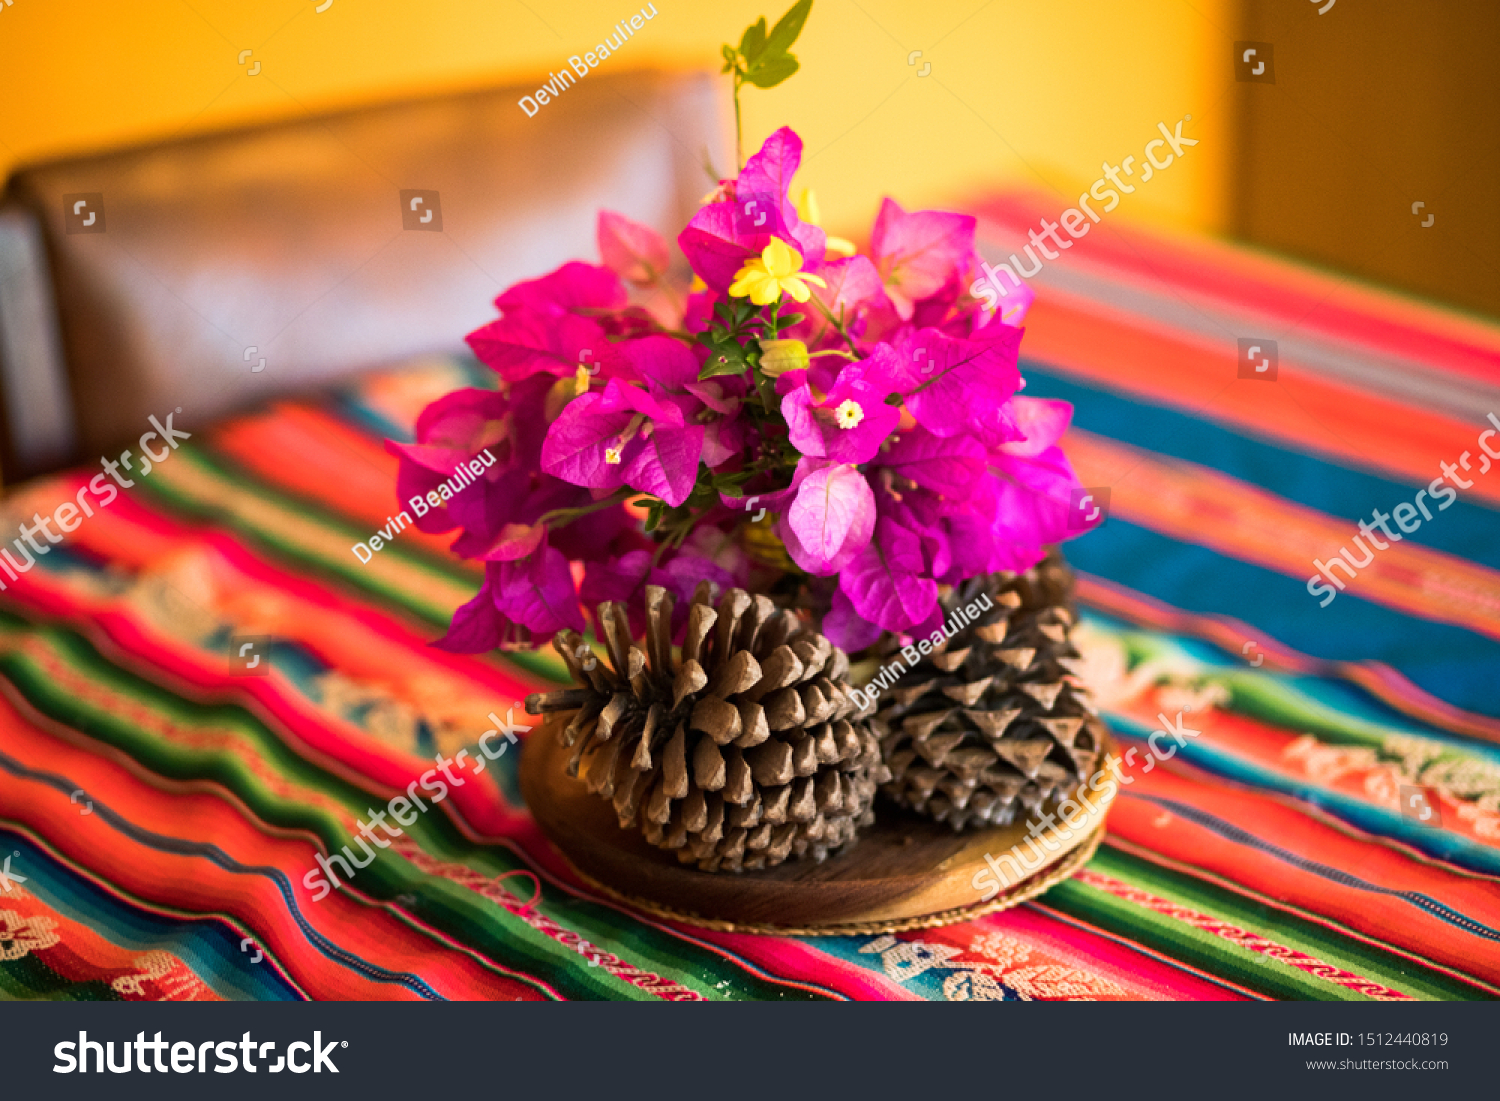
[766,0,813,56]
[744,54,799,89]
[753,368,779,412]
[740,17,768,63]
[698,342,750,379]
[713,470,756,490]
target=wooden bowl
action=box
[519,730,1115,935]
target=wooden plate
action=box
[519,730,1116,935]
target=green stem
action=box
[809,296,859,352]
[538,489,633,530]
[733,71,745,171]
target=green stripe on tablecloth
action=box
[1042,844,1493,1001]
[0,612,813,1001]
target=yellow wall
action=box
[0,0,1231,236]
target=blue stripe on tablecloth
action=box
[1022,361,1500,570]
[1062,518,1500,718]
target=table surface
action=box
[0,200,1497,1001]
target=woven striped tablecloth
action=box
[1,195,1496,1001]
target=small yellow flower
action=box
[834,399,864,429]
[604,447,623,465]
[795,188,857,258]
[574,364,593,396]
[728,238,827,305]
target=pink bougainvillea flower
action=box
[865,327,1024,447]
[821,586,884,652]
[597,210,672,286]
[495,546,585,634]
[838,513,939,633]
[986,396,1093,561]
[784,255,901,352]
[778,462,876,576]
[780,365,899,465]
[678,127,826,292]
[874,426,987,498]
[386,386,523,551]
[465,262,627,382]
[736,128,828,265]
[870,199,978,320]
[541,378,705,507]
[968,264,1036,329]
[434,546,584,651]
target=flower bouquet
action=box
[388,2,1108,899]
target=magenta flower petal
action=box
[700,414,746,468]
[619,423,706,507]
[465,261,625,381]
[678,203,756,293]
[616,335,702,395]
[989,444,1087,549]
[496,546,584,634]
[597,377,686,428]
[736,127,826,266]
[433,571,512,653]
[597,211,672,285]
[781,463,876,575]
[477,522,547,562]
[787,255,900,351]
[870,199,977,319]
[781,371,900,465]
[939,509,998,582]
[676,128,825,290]
[868,328,1023,446]
[877,428,987,497]
[997,396,1073,458]
[840,516,939,632]
[540,393,633,490]
[822,587,884,652]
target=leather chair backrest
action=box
[0,69,726,476]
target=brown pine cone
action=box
[869,549,1105,830]
[526,584,890,873]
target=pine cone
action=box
[870,549,1105,830]
[526,584,890,873]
